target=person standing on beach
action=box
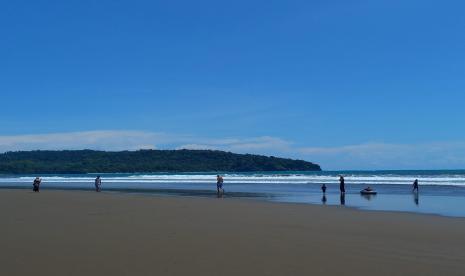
[339,176,345,194]
[33,177,41,192]
[321,184,327,194]
[412,179,419,193]
[95,176,102,192]
[216,175,224,195]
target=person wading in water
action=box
[339,176,345,194]
[412,179,419,193]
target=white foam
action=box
[1,173,465,186]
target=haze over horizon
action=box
[1,1,464,170]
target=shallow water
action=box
[1,171,465,217]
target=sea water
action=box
[1,170,465,217]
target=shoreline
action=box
[1,189,465,275]
[1,186,464,219]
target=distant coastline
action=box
[0,149,321,174]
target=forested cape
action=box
[0,150,321,174]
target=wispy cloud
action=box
[177,136,292,153]
[0,131,166,152]
[1,131,465,170]
[299,142,465,170]
[0,131,290,155]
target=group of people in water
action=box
[319,176,421,205]
[320,176,346,194]
[32,175,421,202]
[321,176,420,194]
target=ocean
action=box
[1,170,465,217]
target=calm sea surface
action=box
[1,170,465,217]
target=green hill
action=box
[0,150,321,174]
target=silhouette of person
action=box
[339,176,345,194]
[95,176,102,192]
[321,184,327,194]
[412,179,419,193]
[33,177,41,192]
[216,175,224,196]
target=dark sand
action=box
[1,190,465,276]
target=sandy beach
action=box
[1,189,465,276]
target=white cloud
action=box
[0,131,290,155]
[1,131,465,170]
[177,136,292,153]
[0,131,167,152]
[298,142,465,170]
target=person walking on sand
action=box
[216,175,224,195]
[95,176,102,192]
[339,176,345,194]
[412,179,419,193]
[33,177,41,192]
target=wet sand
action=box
[1,189,465,276]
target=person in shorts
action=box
[216,175,224,195]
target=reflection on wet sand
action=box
[361,194,377,201]
[340,194,345,205]
[413,192,419,206]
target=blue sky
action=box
[1,0,464,170]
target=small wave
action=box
[1,173,465,186]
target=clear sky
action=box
[1,0,464,170]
